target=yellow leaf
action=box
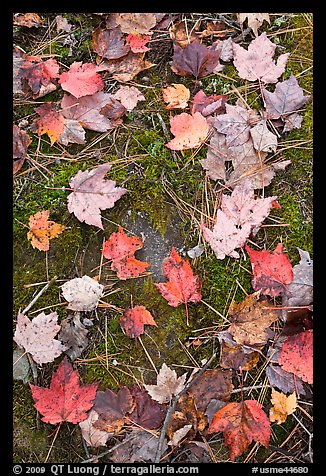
[269,390,297,424]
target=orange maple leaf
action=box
[162,83,190,110]
[32,103,65,145]
[166,112,209,150]
[27,210,65,251]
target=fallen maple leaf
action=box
[61,92,121,132]
[27,210,65,251]
[13,124,31,174]
[110,429,167,463]
[59,62,104,98]
[202,183,277,259]
[265,364,310,397]
[144,363,187,404]
[245,243,293,297]
[115,13,157,34]
[61,275,104,311]
[189,369,233,413]
[278,329,313,384]
[218,331,260,371]
[155,247,202,325]
[166,112,209,151]
[98,51,154,82]
[190,90,227,117]
[31,102,65,145]
[126,32,151,53]
[227,293,279,346]
[30,356,98,424]
[269,390,297,424]
[112,85,145,112]
[102,226,150,279]
[58,313,89,361]
[237,13,270,37]
[171,39,221,79]
[213,103,258,147]
[200,131,229,182]
[283,248,313,307]
[250,119,278,153]
[127,386,166,429]
[58,119,86,146]
[92,27,130,60]
[168,425,192,447]
[19,57,59,97]
[233,32,290,84]
[79,409,112,447]
[67,164,127,229]
[14,311,66,365]
[93,387,135,433]
[120,306,157,338]
[13,13,42,28]
[208,400,271,460]
[162,83,190,110]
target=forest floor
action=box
[13,13,313,464]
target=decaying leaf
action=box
[58,312,89,361]
[58,119,86,146]
[55,15,72,33]
[202,183,277,259]
[155,247,202,324]
[218,331,260,371]
[237,13,270,37]
[269,390,297,424]
[126,33,151,53]
[59,62,104,98]
[162,83,190,110]
[228,293,279,346]
[250,119,278,153]
[67,164,127,229]
[189,369,233,413]
[208,400,271,461]
[92,27,130,60]
[213,103,258,147]
[14,13,42,28]
[79,409,112,447]
[265,364,310,397]
[171,39,221,79]
[19,57,59,97]
[14,311,66,365]
[127,386,166,429]
[30,356,98,424]
[114,13,157,34]
[98,51,154,82]
[233,32,290,84]
[190,90,227,117]
[278,329,313,384]
[168,425,192,446]
[144,363,187,404]
[13,47,26,95]
[27,210,65,252]
[31,102,65,145]
[112,85,145,112]
[167,393,206,444]
[283,248,313,307]
[110,429,167,463]
[246,243,293,297]
[13,348,31,384]
[61,276,104,312]
[102,226,150,279]
[13,124,31,174]
[166,112,209,151]
[93,387,135,433]
[169,20,199,48]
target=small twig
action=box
[154,353,216,463]
[44,422,62,463]
[157,112,178,162]
[22,275,58,314]
[138,336,158,374]
[231,384,271,394]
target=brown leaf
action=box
[58,312,89,361]
[189,369,233,413]
[171,39,221,79]
[92,27,130,60]
[14,13,42,28]
[13,48,26,95]
[98,51,154,82]
[93,387,135,433]
[169,20,199,47]
[127,386,166,429]
[79,409,112,447]
[167,393,206,443]
[218,331,260,371]
[110,429,167,463]
[13,124,31,174]
[237,13,270,37]
[115,13,157,34]
[20,57,59,97]
[162,83,190,110]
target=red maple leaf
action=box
[59,62,104,98]
[207,400,271,461]
[19,57,59,96]
[126,33,151,53]
[120,305,157,338]
[30,356,98,424]
[245,243,293,297]
[278,329,313,384]
[155,247,202,325]
[102,226,150,280]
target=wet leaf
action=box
[27,210,65,251]
[30,356,98,424]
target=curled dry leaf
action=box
[278,329,313,384]
[166,112,209,151]
[171,39,220,79]
[218,331,260,371]
[79,409,112,447]
[208,400,271,461]
[269,390,297,424]
[246,243,293,297]
[67,164,127,229]
[227,292,279,346]
[126,33,151,53]
[14,311,66,365]
[92,27,130,60]
[144,363,187,404]
[19,57,59,97]
[233,32,290,84]
[30,356,98,424]
[27,210,65,252]
[162,83,190,110]
[31,102,65,145]
[102,226,150,280]
[61,276,104,312]
[13,13,42,28]
[115,13,157,34]
[237,13,270,37]
[283,248,313,307]
[120,306,157,339]
[59,62,104,98]
[98,51,154,82]
[112,85,145,112]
